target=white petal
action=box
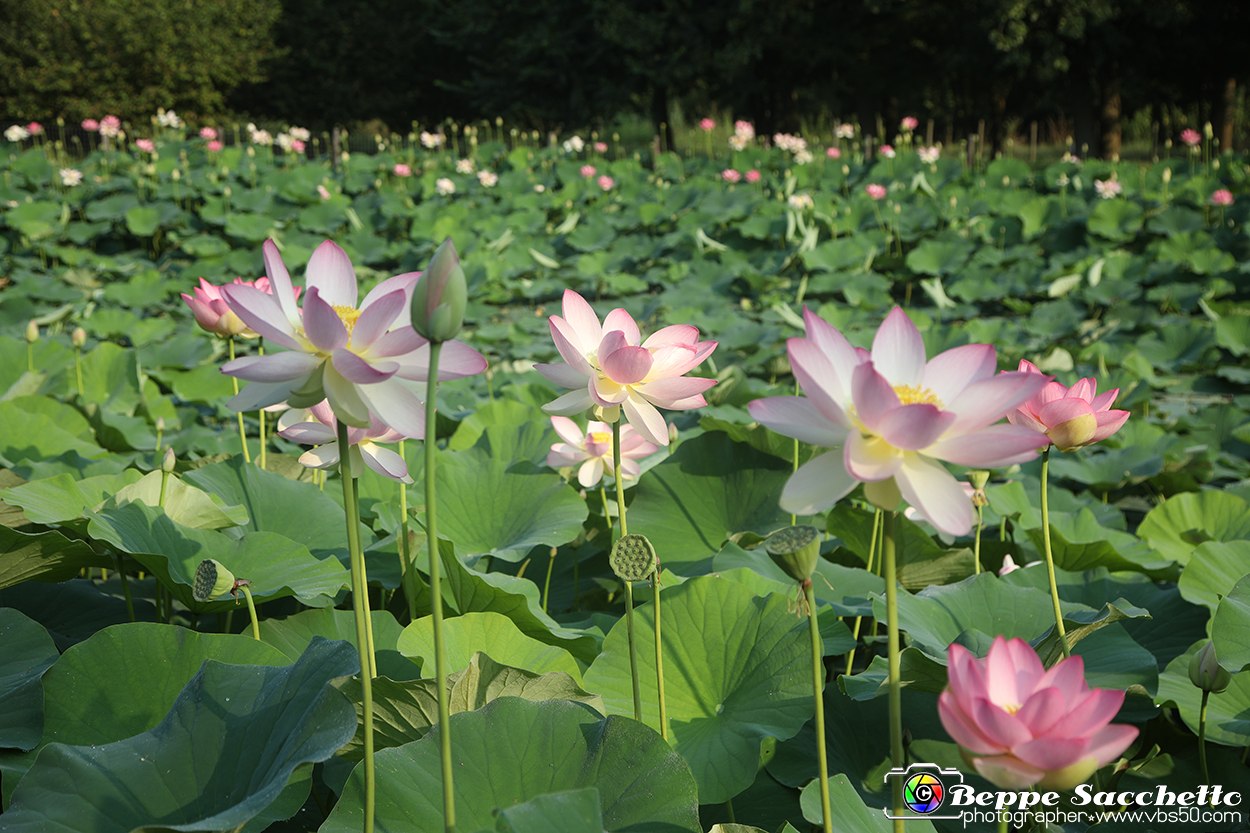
[779,450,860,516]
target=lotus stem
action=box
[336,420,375,833]
[425,341,456,833]
[1199,689,1211,799]
[239,584,260,640]
[653,567,667,740]
[542,546,556,614]
[257,338,267,470]
[613,421,644,723]
[351,475,377,675]
[884,510,904,832]
[846,508,882,676]
[1040,448,1070,658]
[228,337,250,463]
[74,347,84,396]
[399,439,417,622]
[805,579,832,833]
[116,553,134,623]
[973,501,984,574]
[158,469,169,509]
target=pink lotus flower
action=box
[535,290,717,446]
[1181,128,1201,147]
[734,120,755,140]
[865,183,887,200]
[278,400,412,482]
[435,178,455,196]
[918,146,941,164]
[597,175,614,190]
[900,116,919,132]
[580,165,596,178]
[135,138,155,153]
[721,169,741,183]
[744,169,761,183]
[940,637,1138,790]
[207,140,223,153]
[291,139,306,153]
[835,123,855,139]
[317,184,332,200]
[547,417,658,487]
[200,127,218,141]
[393,163,412,177]
[219,239,487,438]
[182,276,300,339]
[82,119,100,132]
[1212,189,1234,206]
[594,141,608,153]
[26,122,43,135]
[1006,360,1128,452]
[879,144,896,158]
[1093,178,1121,199]
[748,308,1048,536]
[99,115,121,138]
[825,146,841,159]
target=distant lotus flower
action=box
[317,184,332,200]
[1211,189,1234,206]
[477,170,499,187]
[455,158,474,174]
[219,239,486,437]
[99,115,121,137]
[291,139,306,153]
[835,123,855,139]
[200,126,218,140]
[1061,152,1080,164]
[534,184,546,193]
[597,175,614,190]
[82,119,100,132]
[774,133,807,153]
[734,120,755,141]
[1181,128,1201,147]
[879,144,896,158]
[135,138,155,153]
[918,146,941,164]
[278,400,413,483]
[60,168,83,187]
[788,193,814,211]
[865,183,887,200]
[699,118,716,131]
[721,169,742,183]
[182,276,299,339]
[1093,178,1122,199]
[728,135,748,152]
[4,125,29,142]
[251,129,273,146]
[289,126,311,142]
[275,132,294,151]
[563,135,585,153]
[794,149,813,165]
[748,308,1048,536]
[826,146,841,159]
[156,110,182,128]
[1006,360,1129,452]
[547,417,658,487]
[26,122,43,135]
[745,169,761,183]
[900,116,919,132]
[535,289,717,446]
[435,177,455,196]
[207,140,223,153]
[940,637,1138,790]
[580,164,596,178]
[594,141,608,153]
[393,163,412,177]
[420,131,445,149]
[998,554,1022,575]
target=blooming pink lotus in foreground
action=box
[182,277,298,339]
[277,400,412,483]
[536,290,716,446]
[748,308,1048,536]
[547,417,658,487]
[1006,360,1129,452]
[940,637,1138,790]
[220,239,486,438]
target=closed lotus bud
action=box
[193,558,237,602]
[156,416,166,432]
[72,327,86,348]
[610,533,658,582]
[1189,640,1232,694]
[765,525,821,583]
[1162,167,1172,183]
[25,320,38,343]
[161,446,176,473]
[411,237,467,342]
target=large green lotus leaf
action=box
[583,576,812,803]
[104,469,248,529]
[399,610,582,680]
[904,237,973,276]
[446,399,559,465]
[1138,491,1250,566]
[625,432,794,574]
[824,503,974,589]
[0,579,158,652]
[1086,199,1144,242]
[1023,509,1169,576]
[0,608,59,750]
[801,774,937,833]
[698,770,803,833]
[1212,575,1250,673]
[260,607,417,681]
[1046,442,1164,492]
[488,788,604,833]
[431,453,587,563]
[0,525,111,589]
[837,648,950,701]
[447,651,600,714]
[322,697,701,833]
[1,469,143,524]
[1,637,356,833]
[1177,540,1250,613]
[76,341,144,414]
[1156,640,1250,747]
[0,400,109,467]
[85,501,350,610]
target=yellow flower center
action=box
[1002,702,1022,715]
[589,431,612,445]
[893,384,944,409]
[333,305,362,339]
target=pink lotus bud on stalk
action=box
[865,183,887,200]
[699,118,715,131]
[72,327,86,348]
[1189,640,1232,693]
[826,146,841,159]
[411,238,467,343]
[82,118,99,132]
[1006,360,1129,452]
[745,169,761,183]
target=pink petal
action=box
[939,690,1004,755]
[619,458,642,480]
[1091,388,1120,411]
[305,240,358,309]
[802,308,863,386]
[1068,377,1096,403]
[434,341,488,381]
[577,457,606,488]
[560,289,602,350]
[550,416,586,446]
[622,395,669,445]
[643,324,698,348]
[1003,637,1046,689]
[923,343,998,406]
[370,328,425,359]
[779,450,860,515]
[543,389,595,416]
[323,364,373,428]
[944,372,1051,436]
[601,343,653,385]
[548,444,589,468]
[871,307,926,387]
[851,362,900,432]
[1012,736,1087,771]
[220,285,303,350]
[299,445,340,470]
[262,239,302,329]
[1060,687,1125,737]
[349,288,407,349]
[536,362,590,390]
[970,755,1045,790]
[946,644,989,717]
[1037,397,1095,428]
[789,338,853,426]
[927,424,1047,467]
[550,316,597,375]
[361,444,411,483]
[845,432,902,481]
[971,696,1032,748]
[1016,686,1067,737]
[1080,723,1138,767]
[748,396,849,447]
[280,422,337,445]
[1090,410,1129,443]
[603,308,641,345]
[877,404,956,451]
[360,271,419,314]
[984,636,1022,706]
[1034,380,1071,409]
[634,376,716,406]
[223,352,323,383]
[359,379,426,439]
[894,454,976,536]
[332,347,398,384]
[303,288,349,352]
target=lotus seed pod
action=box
[1189,640,1232,693]
[193,559,237,602]
[72,327,86,348]
[610,533,657,581]
[764,525,821,583]
[24,320,38,343]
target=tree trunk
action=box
[1100,64,1121,160]
[1219,76,1236,152]
[651,85,673,153]
[1068,52,1098,158]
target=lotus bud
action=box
[156,416,166,432]
[1189,640,1231,694]
[161,446,176,473]
[411,237,467,342]
[764,525,821,583]
[193,558,237,602]
[1162,167,1172,183]
[25,319,38,343]
[610,533,658,582]
[1204,122,1214,140]
[72,326,86,348]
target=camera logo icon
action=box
[883,763,964,820]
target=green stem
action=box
[399,440,417,622]
[997,814,1008,833]
[27,341,33,373]
[74,348,84,397]
[352,475,377,677]
[973,502,984,574]
[1199,689,1211,798]
[115,553,135,623]
[1040,448,1070,658]
[239,584,260,639]
[653,569,667,740]
[846,508,881,676]
[229,338,250,463]
[612,421,629,537]
[336,420,375,833]
[542,547,556,614]
[425,341,456,833]
[257,338,266,470]
[724,798,736,823]
[806,580,833,833]
[623,579,643,722]
[158,470,169,509]
[884,511,904,832]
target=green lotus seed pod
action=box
[610,533,657,582]
[193,558,237,603]
[764,525,821,583]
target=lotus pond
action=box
[2,127,1250,833]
